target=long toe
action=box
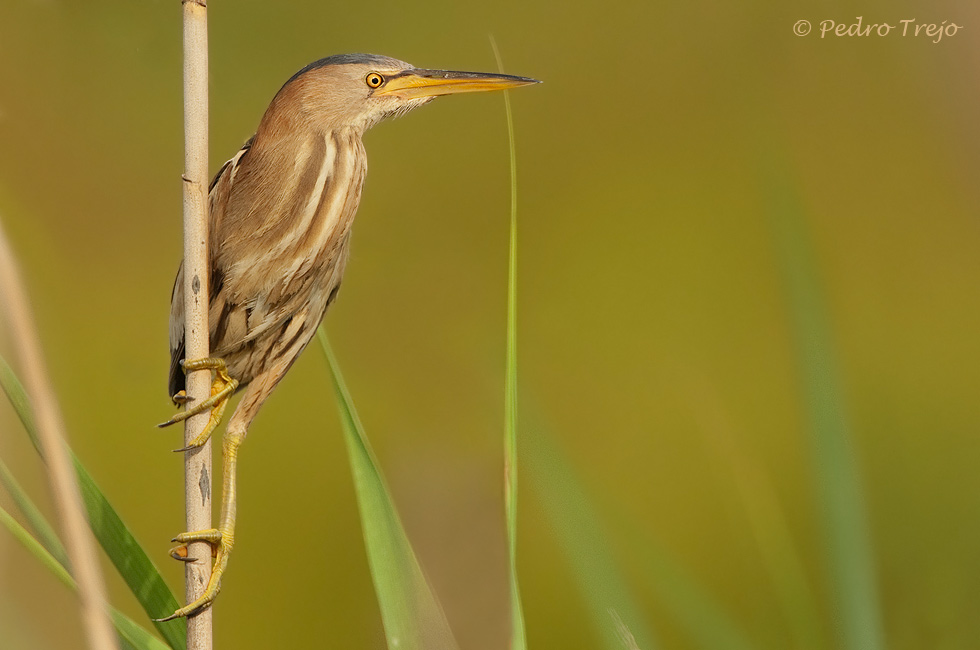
[154,587,220,621]
[172,528,222,545]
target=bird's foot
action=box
[158,358,238,452]
[155,528,231,621]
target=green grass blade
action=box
[73,457,185,648]
[490,37,527,650]
[697,407,825,650]
[528,425,760,650]
[318,328,459,650]
[0,505,171,650]
[0,353,186,650]
[524,428,659,650]
[0,352,37,443]
[0,455,69,567]
[110,610,172,650]
[764,169,885,650]
[635,536,758,650]
[0,503,75,590]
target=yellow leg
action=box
[158,358,239,452]
[155,426,244,621]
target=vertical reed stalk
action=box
[0,219,117,650]
[181,1,213,648]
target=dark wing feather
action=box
[168,265,186,399]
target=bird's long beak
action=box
[375,69,540,99]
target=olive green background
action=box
[1,1,978,649]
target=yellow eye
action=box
[365,73,385,88]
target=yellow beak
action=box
[374,69,540,99]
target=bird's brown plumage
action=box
[160,53,538,620]
[169,124,365,401]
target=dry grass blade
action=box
[0,505,171,650]
[0,352,185,648]
[0,217,117,650]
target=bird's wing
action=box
[208,131,356,352]
[167,262,186,399]
[167,139,253,398]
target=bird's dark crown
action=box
[284,53,410,87]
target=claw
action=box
[168,528,221,563]
[169,543,218,562]
[169,546,196,562]
[155,528,230,621]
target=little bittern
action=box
[158,53,538,620]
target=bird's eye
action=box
[365,73,385,89]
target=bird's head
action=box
[268,53,539,133]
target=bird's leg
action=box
[155,423,246,621]
[158,358,238,452]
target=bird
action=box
[156,53,539,620]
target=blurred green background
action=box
[1,0,978,648]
